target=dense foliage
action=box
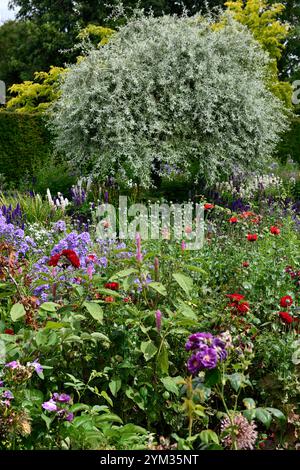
[1,174,300,449]
[0,112,51,184]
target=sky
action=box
[0,0,17,23]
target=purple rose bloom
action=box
[28,360,43,374]
[213,338,227,361]
[53,393,71,403]
[2,390,14,400]
[5,361,20,369]
[185,332,213,351]
[42,399,58,412]
[65,411,74,422]
[187,352,203,375]
[199,346,218,369]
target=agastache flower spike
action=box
[136,232,143,263]
[155,310,162,333]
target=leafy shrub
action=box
[51,13,288,187]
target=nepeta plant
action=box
[50,13,288,187]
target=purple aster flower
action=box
[2,390,14,400]
[5,361,20,369]
[42,399,58,412]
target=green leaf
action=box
[148,282,167,296]
[83,302,103,323]
[109,379,122,397]
[161,377,179,396]
[40,302,60,312]
[184,264,207,275]
[100,390,113,407]
[255,408,272,428]
[205,368,221,387]
[109,268,138,280]
[243,398,256,410]
[266,408,286,423]
[177,299,197,320]
[227,373,249,392]
[45,321,68,329]
[140,340,158,361]
[200,430,219,445]
[156,344,169,374]
[10,303,26,322]
[172,272,193,296]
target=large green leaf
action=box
[10,303,26,322]
[161,377,179,396]
[148,282,167,296]
[140,340,158,361]
[172,272,193,296]
[83,302,103,323]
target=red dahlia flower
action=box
[48,253,61,267]
[229,217,238,224]
[278,311,293,324]
[105,282,120,291]
[247,234,258,242]
[280,295,293,308]
[270,226,280,235]
[242,261,250,268]
[204,203,214,210]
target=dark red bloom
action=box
[237,302,250,314]
[61,250,80,268]
[104,296,115,303]
[278,311,293,324]
[280,295,293,308]
[123,297,132,303]
[229,217,238,224]
[48,253,61,267]
[270,226,280,235]
[247,234,258,242]
[4,328,14,335]
[48,250,80,268]
[226,293,245,302]
[104,282,120,291]
[204,203,214,210]
[242,261,250,268]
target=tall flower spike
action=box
[136,232,143,263]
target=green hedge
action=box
[0,112,52,184]
[277,115,300,164]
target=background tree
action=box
[50,14,288,187]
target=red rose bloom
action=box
[105,296,115,303]
[280,295,293,308]
[123,297,132,303]
[204,203,214,210]
[229,217,238,224]
[242,261,250,268]
[237,302,250,314]
[247,234,258,242]
[278,311,293,324]
[270,226,280,235]
[4,328,14,335]
[226,293,245,302]
[105,282,120,291]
